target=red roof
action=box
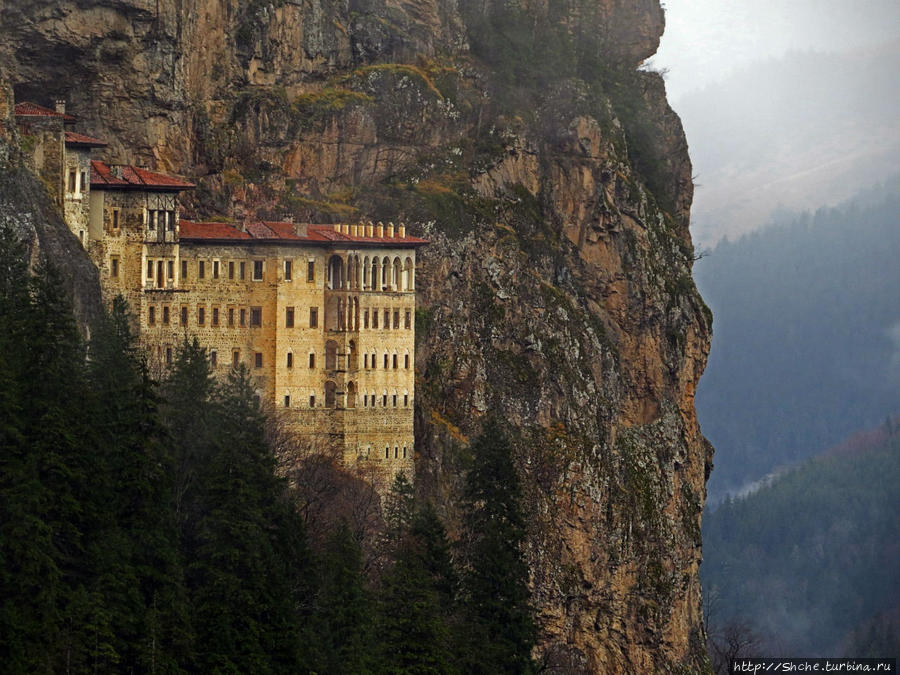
[14,101,77,123]
[179,221,427,247]
[90,160,194,191]
[65,131,108,147]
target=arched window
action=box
[392,353,398,369]
[347,381,356,408]
[403,257,413,290]
[325,381,336,408]
[371,259,378,290]
[362,256,369,289]
[384,446,389,459]
[325,340,338,370]
[393,257,402,291]
[328,255,345,290]
[348,340,357,371]
[381,256,390,289]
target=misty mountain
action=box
[702,419,900,657]
[694,178,900,502]
[676,43,900,244]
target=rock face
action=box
[0,0,712,671]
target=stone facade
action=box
[15,100,425,487]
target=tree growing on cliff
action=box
[457,419,536,674]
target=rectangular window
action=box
[163,306,170,325]
[307,260,315,282]
[285,307,294,328]
[166,346,173,365]
[372,353,377,369]
[232,350,240,367]
[167,210,175,231]
[308,353,315,369]
[309,395,315,408]
[404,394,409,407]
[284,259,292,281]
[405,310,411,329]
[228,308,234,327]
[210,350,217,368]
[213,261,220,279]
[393,354,398,369]
[284,395,291,408]
[393,310,400,329]
[112,210,119,230]
[180,306,188,326]
[384,354,389,369]
[286,352,293,368]
[198,261,205,279]
[240,262,246,280]
[239,308,246,327]
[147,259,154,279]
[254,352,263,368]
[167,260,174,280]
[250,307,262,327]
[148,306,156,325]
[382,394,387,407]
[393,394,397,407]
[80,171,86,193]
[68,170,76,193]
[212,307,219,326]
[309,307,318,328]
[364,354,369,369]
[110,257,119,278]
[148,211,156,231]
[228,261,234,279]
[364,310,369,329]
[197,306,205,325]
[384,310,390,329]
[252,260,263,280]
[404,354,410,369]
[372,310,378,329]
[181,259,188,279]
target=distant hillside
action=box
[702,420,900,658]
[695,179,900,502]
[677,43,900,244]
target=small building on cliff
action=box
[14,100,425,486]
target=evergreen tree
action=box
[458,419,536,674]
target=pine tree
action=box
[458,419,536,674]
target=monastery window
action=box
[165,346,172,366]
[197,306,205,326]
[240,309,246,327]
[348,341,357,371]
[364,354,368,369]
[167,211,175,231]
[371,352,376,369]
[148,306,156,326]
[228,261,235,280]
[284,395,291,408]
[213,261,220,279]
[198,260,205,279]
[285,307,294,328]
[325,381,336,408]
[253,260,263,281]
[80,171,86,193]
[112,210,120,230]
[232,350,240,367]
[404,354,410,369]
[284,259,292,281]
[68,169,76,193]
[325,341,338,371]
[363,394,367,408]
[254,352,263,368]
[370,394,376,407]
[392,394,397,407]
[250,307,262,327]
[148,211,156,231]
[110,257,119,278]
[393,311,400,329]
[347,382,356,408]
[382,392,387,407]
[212,307,220,327]
[147,259,154,279]
[309,307,318,328]
[364,309,369,329]
[240,262,246,280]
[307,260,315,283]
[286,352,293,368]
[393,258,402,290]
[404,393,409,407]
[394,446,399,458]
[308,353,315,369]
[163,306,170,325]
[385,447,389,459]
[372,309,379,329]
[167,261,174,280]
[405,311,411,329]
[180,306,188,326]
[392,354,398,369]
[383,354,388,369]
[228,308,234,327]
[157,261,165,288]
[181,260,188,279]
[309,395,316,408]
[210,350,217,368]
[384,310,390,329]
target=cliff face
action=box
[0,0,712,671]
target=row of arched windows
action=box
[287,382,411,409]
[358,445,410,460]
[327,254,414,292]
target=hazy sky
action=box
[655,0,900,103]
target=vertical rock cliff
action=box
[0,0,712,670]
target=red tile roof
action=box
[179,221,427,247]
[65,131,108,147]
[14,101,77,122]
[90,160,195,191]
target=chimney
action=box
[55,99,66,115]
[111,165,123,179]
[293,222,308,237]
[341,223,349,235]
[282,213,294,224]
[367,221,374,237]
[398,223,406,238]
[387,222,394,238]
[350,224,358,237]
[333,224,341,233]
[376,222,384,238]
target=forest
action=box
[694,178,900,502]
[0,224,537,674]
[702,419,900,666]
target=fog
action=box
[655,0,900,244]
